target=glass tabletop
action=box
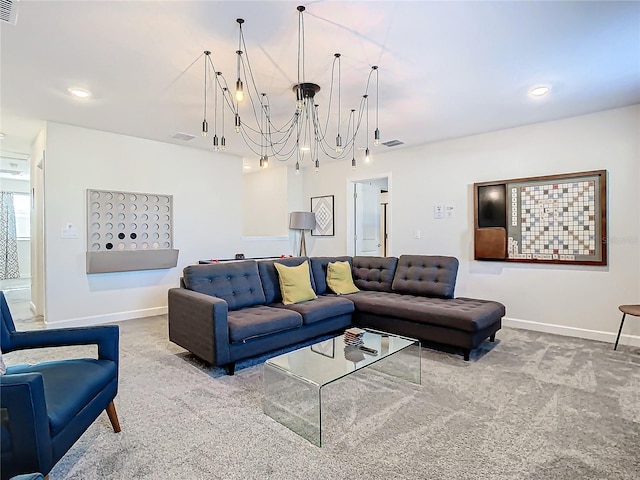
[265,328,417,387]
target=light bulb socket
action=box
[374,128,380,146]
[364,148,371,164]
[202,120,208,136]
[315,159,320,172]
[212,135,219,151]
[295,161,300,175]
[220,136,226,151]
[235,114,241,133]
[259,156,264,168]
[352,157,356,170]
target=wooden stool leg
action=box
[614,313,626,351]
[106,400,121,432]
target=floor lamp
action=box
[289,211,316,257]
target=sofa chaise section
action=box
[350,255,505,360]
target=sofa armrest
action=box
[1,373,53,477]
[168,288,231,366]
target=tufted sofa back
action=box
[391,255,458,299]
[352,256,398,292]
[257,257,317,304]
[183,260,266,310]
[310,256,353,295]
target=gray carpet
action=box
[4,314,640,480]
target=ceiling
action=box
[1,1,639,176]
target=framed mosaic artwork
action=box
[311,195,334,236]
[473,170,607,266]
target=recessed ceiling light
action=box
[529,85,550,97]
[67,87,92,98]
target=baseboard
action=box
[44,306,168,328]
[503,316,640,347]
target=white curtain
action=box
[0,192,20,280]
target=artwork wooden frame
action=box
[473,170,607,266]
[311,195,335,236]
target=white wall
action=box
[301,105,640,345]
[43,122,246,324]
[1,178,30,193]
[242,165,289,237]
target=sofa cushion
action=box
[327,261,359,295]
[258,257,317,304]
[349,291,504,332]
[273,295,355,325]
[391,255,458,299]
[183,261,266,311]
[227,305,303,343]
[352,256,398,292]
[274,261,317,305]
[309,256,352,295]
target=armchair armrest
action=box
[8,325,119,364]
[1,373,53,476]
[168,288,230,366]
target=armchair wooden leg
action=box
[106,400,121,433]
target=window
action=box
[13,193,30,239]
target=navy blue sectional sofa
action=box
[168,255,505,374]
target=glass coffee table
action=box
[263,328,421,446]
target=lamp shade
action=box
[289,211,316,230]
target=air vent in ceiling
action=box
[0,0,20,26]
[171,132,196,141]
[382,139,404,147]
[0,168,23,176]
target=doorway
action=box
[0,178,33,321]
[349,176,390,257]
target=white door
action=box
[354,182,382,256]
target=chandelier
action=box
[199,5,380,173]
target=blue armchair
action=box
[0,292,121,479]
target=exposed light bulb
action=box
[336,134,343,154]
[212,134,219,152]
[364,148,371,164]
[315,159,320,172]
[295,161,300,175]
[374,128,380,146]
[295,87,304,110]
[263,156,269,168]
[202,119,208,137]
[235,79,244,102]
[235,114,241,133]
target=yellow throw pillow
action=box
[274,261,317,305]
[327,261,359,295]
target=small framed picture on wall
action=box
[311,195,334,236]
